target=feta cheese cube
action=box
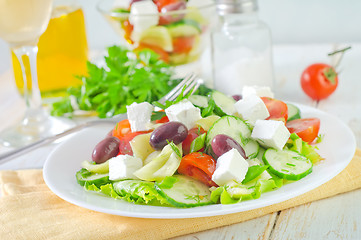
[242,85,274,98]
[234,95,270,125]
[109,155,143,181]
[251,120,290,150]
[212,148,249,186]
[126,102,154,132]
[165,100,202,129]
[129,1,159,33]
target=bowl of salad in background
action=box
[97,0,216,65]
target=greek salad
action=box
[109,0,213,65]
[76,86,323,208]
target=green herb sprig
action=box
[51,46,179,118]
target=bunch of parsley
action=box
[51,46,179,118]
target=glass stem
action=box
[13,45,42,111]
[12,45,46,130]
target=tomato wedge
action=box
[154,0,178,10]
[118,131,151,156]
[172,36,195,54]
[261,97,288,122]
[182,127,206,155]
[112,119,131,139]
[135,43,170,63]
[178,152,218,187]
[154,110,169,124]
[286,118,320,143]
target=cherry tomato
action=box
[118,131,151,155]
[172,36,195,54]
[121,20,134,44]
[178,152,218,187]
[182,127,206,155]
[135,43,170,63]
[261,97,288,122]
[286,118,320,143]
[301,63,338,100]
[112,119,131,139]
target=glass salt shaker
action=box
[211,0,274,96]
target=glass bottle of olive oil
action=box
[12,0,88,98]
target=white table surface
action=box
[0,44,360,239]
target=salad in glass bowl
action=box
[97,0,216,65]
[76,86,323,208]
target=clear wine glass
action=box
[0,0,73,148]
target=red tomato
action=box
[155,115,169,124]
[154,110,169,124]
[118,131,151,155]
[301,63,338,101]
[178,152,218,187]
[135,43,170,63]
[286,118,320,143]
[121,20,133,44]
[182,127,206,155]
[261,97,288,122]
[172,36,195,54]
[153,0,178,10]
[112,119,131,139]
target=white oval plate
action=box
[43,104,356,219]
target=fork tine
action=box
[158,73,197,104]
[166,74,197,102]
[167,75,197,102]
[183,77,203,98]
[158,73,192,103]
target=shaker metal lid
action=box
[215,0,258,15]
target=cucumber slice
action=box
[195,115,220,131]
[263,149,313,180]
[155,175,212,207]
[81,160,109,174]
[76,168,110,187]
[287,103,301,122]
[166,19,201,34]
[210,91,236,116]
[167,23,200,37]
[205,116,259,158]
[243,140,260,159]
[188,95,209,108]
[139,26,173,52]
[184,7,207,25]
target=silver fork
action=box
[0,73,203,164]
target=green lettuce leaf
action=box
[286,133,322,164]
[242,165,269,184]
[83,182,101,192]
[156,176,178,189]
[210,166,284,204]
[112,180,169,206]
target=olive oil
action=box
[12,6,88,97]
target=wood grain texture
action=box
[172,213,278,240]
[270,189,361,240]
